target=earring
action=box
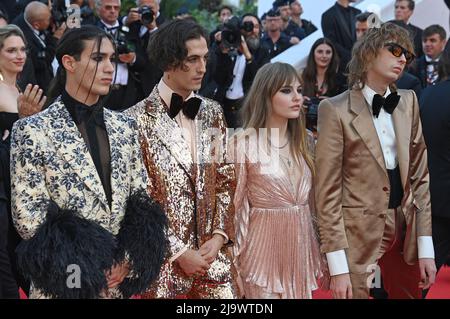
[0,71,3,82]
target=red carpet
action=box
[18,266,450,299]
[426,265,450,299]
[312,265,450,299]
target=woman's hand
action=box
[17,84,46,118]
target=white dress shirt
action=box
[101,20,128,86]
[225,54,246,100]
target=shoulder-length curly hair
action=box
[147,19,209,72]
[347,22,414,90]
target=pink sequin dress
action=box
[232,136,327,299]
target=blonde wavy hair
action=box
[347,22,414,90]
[239,62,314,174]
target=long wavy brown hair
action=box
[347,22,414,90]
[301,37,339,98]
[239,62,314,174]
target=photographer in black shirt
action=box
[211,14,270,128]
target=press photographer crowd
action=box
[0,0,450,300]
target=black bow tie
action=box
[372,92,400,118]
[426,60,438,66]
[38,31,46,40]
[62,90,105,128]
[168,93,202,120]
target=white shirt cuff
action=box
[169,245,189,263]
[418,236,435,259]
[326,250,350,276]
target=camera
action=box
[221,16,242,52]
[241,21,254,33]
[304,96,321,132]
[80,4,95,22]
[51,1,69,27]
[115,26,135,54]
[138,5,154,25]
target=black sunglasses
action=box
[384,42,415,64]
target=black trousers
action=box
[432,215,450,272]
[422,215,450,298]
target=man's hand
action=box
[144,20,157,32]
[2,130,10,141]
[105,262,130,289]
[214,31,222,43]
[289,36,300,45]
[52,22,67,40]
[119,52,136,64]
[17,84,46,119]
[126,8,141,26]
[419,258,437,289]
[330,273,353,299]
[176,249,210,277]
[199,234,225,264]
[239,35,252,61]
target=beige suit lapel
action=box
[349,90,388,177]
[45,100,110,210]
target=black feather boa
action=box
[116,189,168,298]
[16,201,117,299]
[16,191,168,299]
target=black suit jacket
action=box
[397,71,422,99]
[126,22,163,98]
[406,23,423,59]
[409,55,440,88]
[321,2,361,72]
[300,19,318,37]
[13,14,56,93]
[0,0,17,21]
[212,44,271,104]
[420,80,450,218]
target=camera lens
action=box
[139,6,154,25]
[242,21,254,32]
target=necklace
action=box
[280,153,293,168]
[267,137,289,149]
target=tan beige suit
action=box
[315,89,432,277]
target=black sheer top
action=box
[61,90,112,208]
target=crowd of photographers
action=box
[0,0,320,127]
[3,1,447,134]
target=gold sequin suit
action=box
[125,87,237,298]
